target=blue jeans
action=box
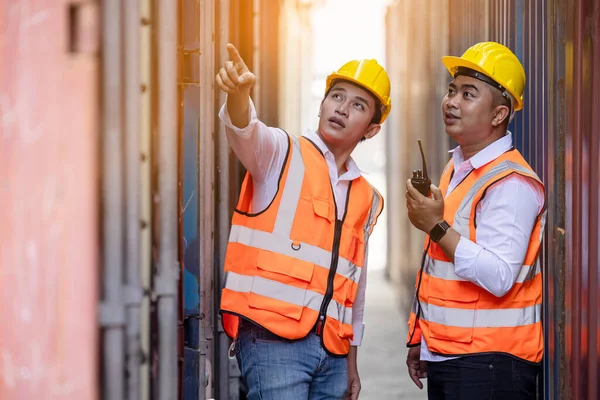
[235,321,348,400]
[426,354,540,399]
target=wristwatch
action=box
[429,220,451,243]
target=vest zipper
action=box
[317,180,351,337]
[317,218,343,333]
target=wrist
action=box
[347,346,358,368]
[426,218,445,233]
[429,219,451,243]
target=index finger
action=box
[409,368,424,389]
[227,43,244,65]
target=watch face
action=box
[430,221,449,243]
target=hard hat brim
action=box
[325,73,392,123]
[326,73,391,107]
[441,56,524,111]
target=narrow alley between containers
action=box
[1,1,599,400]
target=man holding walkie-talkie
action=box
[404,42,547,399]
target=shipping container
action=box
[0,1,100,399]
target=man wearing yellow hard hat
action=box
[404,41,546,398]
[215,43,390,399]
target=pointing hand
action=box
[215,43,256,93]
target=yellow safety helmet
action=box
[442,42,526,111]
[325,59,392,123]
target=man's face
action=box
[441,75,498,145]
[318,81,380,149]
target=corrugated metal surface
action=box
[386,1,600,399]
[178,0,213,398]
[139,1,153,398]
[0,1,99,399]
[560,1,600,398]
[384,0,450,310]
[179,1,291,398]
[546,1,568,395]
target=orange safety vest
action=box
[220,133,383,356]
[406,148,546,363]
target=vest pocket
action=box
[338,321,354,339]
[426,293,479,344]
[311,197,334,222]
[248,250,315,321]
[336,280,356,339]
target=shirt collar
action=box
[449,132,514,170]
[302,130,362,180]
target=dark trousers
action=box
[426,354,540,400]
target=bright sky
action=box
[311,0,391,78]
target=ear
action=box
[363,123,381,140]
[492,105,510,127]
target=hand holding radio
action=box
[411,139,431,197]
[406,139,445,234]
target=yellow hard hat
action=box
[325,59,392,123]
[442,42,526,111]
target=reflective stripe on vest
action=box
[453,160,542,237]
[422,257,541,284]
[224,271,353,325]
[228,224,361,283]
[420,302,542,328]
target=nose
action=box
[335,101,349,117]
[445,93,459,110]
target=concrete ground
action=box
[358,269,427,400]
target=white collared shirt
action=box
[421,132,545,362]
[219,98,368,345]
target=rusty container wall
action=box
[139,0,153,398]
[181,1,286,398]
[181,1,243,398]
[0,1,99,399]
[214,1,245,398]
[546,1,568,396]
[560,0,600,398]
[179,0,216,398]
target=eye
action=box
[332,93,342,100]
[448,87,456,95]
[463,91,474,99]
[354,103,365,110]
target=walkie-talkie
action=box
[411,139,431,197]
